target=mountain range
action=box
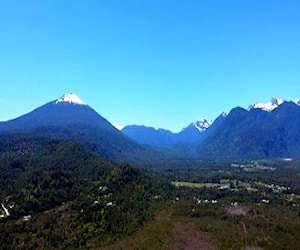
[1,94,300,161]
[122,118,212,150]
[123,98,300,159]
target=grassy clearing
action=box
[172,181,220,189]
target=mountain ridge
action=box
[197,101,300,159]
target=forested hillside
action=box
[0,134,171,249]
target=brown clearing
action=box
[165,220,218,250]
[104,208,218,250]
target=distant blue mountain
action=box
[122,118,214,150]
[0,94,157,163]
[0,93,115,133]
[122,125,176,149]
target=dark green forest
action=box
[0,134,171,249]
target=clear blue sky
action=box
[0,0,299,132]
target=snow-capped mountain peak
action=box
[55,93,86,105]
[181,118,213,133]
[248,98,284,112]
[194,118,213,132]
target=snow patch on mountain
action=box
[113,124,123,130]
[220,112,227,117]
[55,93,86,105]
[248,98,284,112]
[194,118,213,131]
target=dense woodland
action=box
[0,134,171,249]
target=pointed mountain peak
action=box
[55,93,86,105]
[248,98,285,112]
[182,118,212,133]
[294,98,300,106]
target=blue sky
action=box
[0,0,300,132]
